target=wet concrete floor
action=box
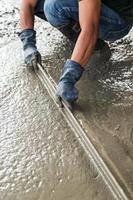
[44,29,133,197]
[45,29,133,198]
[0,1,117,200]
[0,40,117,200]
[0,0,133,199]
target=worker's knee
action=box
[44,0,65,26]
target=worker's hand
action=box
[24,47,41,70]
[56,60,84,104]
[19,29,41,70]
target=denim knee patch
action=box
[44,0,78,26]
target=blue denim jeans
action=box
[35,0,132,42]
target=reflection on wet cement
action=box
[43,29,133,198]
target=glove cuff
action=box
[60,59,84,83]
[65,59,84,71]
[19,29,37,50]
[18,28,35,35]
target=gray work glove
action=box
[19,29,41,70]
[56,60,84,104]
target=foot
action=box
[89,39,111,66]
[95,39,108,51]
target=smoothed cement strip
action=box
[35,63,129,200]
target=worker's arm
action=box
[56,0,101,103]
[19,0,41,69]
[20,0,37,29]
[71,0,101,66]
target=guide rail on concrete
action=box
[35,63,129,200]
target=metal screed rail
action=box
[35,63,129,200]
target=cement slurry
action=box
[44,29,133,198]
[0,0,133,199]
[0,40,117,200]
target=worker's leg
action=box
[44,0,132,42]
[44,0,80,42]
[34,0,47,21]
[99,4,132,42]
[44,0,79,25]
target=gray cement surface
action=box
[0,0,133,199]
[44,31,133,198]
[0,41,115,200]
[45,33,133,198]
[0,1,116,200]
